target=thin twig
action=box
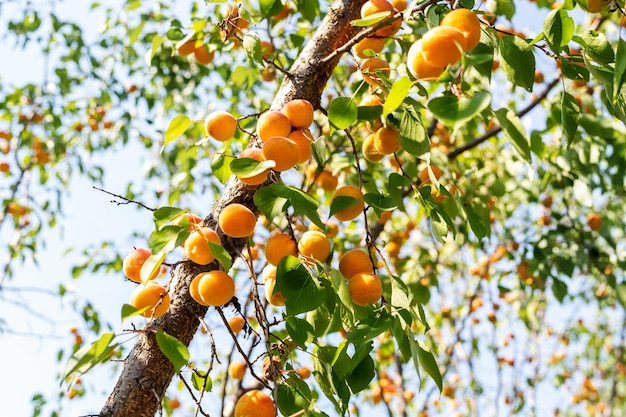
[92,186,156,211]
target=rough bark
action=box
[99,1,367,416]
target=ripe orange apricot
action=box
[360,94,383,107]
[184,227,222,265]
[176,39,195,56]
[374,126,400,154]
[130,281,171,318]
[282,99,314,128]
[288,129,313,163]
[234,390,277,417]
[261,136,300,172]
[297,230,331,263]
[348,272,383,306]
[172,212,203,230]
[420,26,467,68]
[257,111,292,142]
[354,37,385,59]
[316,170,339,192]
[339,249,374,280]
[191,271,235,306]
[586,213,602,230]
[265,233,298,266]
[391,0,407,11]
[204,111,237,141]
[228,361,247,380]
[237,148,269,186]
[363,134,385,162]
[361,0,401,37]
[440,8,482,52]
[228,315,246,334]
[260,41,274,59]
[296,367,311,379]
[418,165,443,184]
[330,185,365,221]
[219,204,257,238]
[406,40,446,81]
[194,44,214,65]
[123,248,159,283]
[360,57,390,86]
[263,265,286,306]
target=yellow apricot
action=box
[261,136,300,172]
[420,26,467,68]
[339,249,374,280]
[360,94,383,107]
[360,57,390,86]
[237,148,269,186]
[184,227,222,265]
[191,271,235,306]
[194,44,214,65]
[219,204,257,238]
[176,39,196,56]
[265,233,298,266]
[440,8,482,52]
[330,185,365,221]
[374,126,400,155]
[204,111,237,141]
[354,37,385,59]
[348,272,383,306]
[264,274,286,306]
[418,165,443,184]
[282,99,314,128]
[586,213,602,230]
[123,248,159,283]
[363,134,385,162]
[316,170,339,192]
[287,129,313,163]
[227,315,246,334]
[257,111,292,142]
[130,281,171,318]
[406,40,446,81]
[228,361,247,380]
[391,0,407,11]
[361,0,402,37]
[234,390,277,417]
[297,230,331,263]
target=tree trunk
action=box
[100,1,367,416]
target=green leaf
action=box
[351,11,391,27]
[329,195,360,218]
[153,207,186,230]
[561,92,581,145]
[145,33,164,66]
[148,225,189,254]
[575,30,614,65]
[499,35,535,91]
[63,333,117,381]
[121,304,146,322]
[614,38,626,102]
[295,0,319,22]
[259,0,282,17]
[428,91,491,128]
[364,192,397,213]
[162,115,193,152]
[155,329,189,371]
[616,282,626,310]
[191,370,212,392]
[276,256,326,316]
[551,278,568,302]
[286,316,315,349]
[209,241,232,270]
[328,97,358,130]
[210,153,232,184]
[140,252,166,282]
[254,185,288,221]
[346,354,375,393]
[277,384,309,416]
[463,202,488,241]
[543,8,574,53]
[383,76,412,117]
[494,108,531,161]
[357,104,383,121]
[399,106,429,157]
[243,32,263,65]
[415,340,442,392]
[230,157,275,178]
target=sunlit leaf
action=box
[155,330,189,371]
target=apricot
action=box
[360,94,383,107]
[363,134,384,164]
[316,170,339,192]
[282,99,314,128]
[339,249,374,280]
[296,367,311,379]
[263,265,286,306]
[588,0,609,12]
[194,44,214,65]
[391,0,407,10]
[191,271,235,306]
[287,129,313,163]
[184,227,222,265]
[257,111,292,141]
[130,281,171,318]
[330,185,365,221]
[418,165,443,184]
[177,39,196,56]
[348,272,383,306]
[360,57,390,86]
[123,248,159,283]
[374,126,400,154]
[234,390,277,417]
[440,8,481,52]
[261,136,300,171]
[228,315,246,334]
[273,3,290,20]
[361,0,401,37]
[420,26,467,68]
[297,230,331,263]
[228,361,247,380]
[265,233,298,266]
[354,37,385,59]
[219,204,257,238]
[586,213,602,231]
[406,40,446,81]
[204,111,237,141]
[237,148,269,186]
[260,41,274,59]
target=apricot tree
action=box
[1,1,626,417]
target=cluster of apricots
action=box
[407,8,482,81]
[176,37,215,65]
